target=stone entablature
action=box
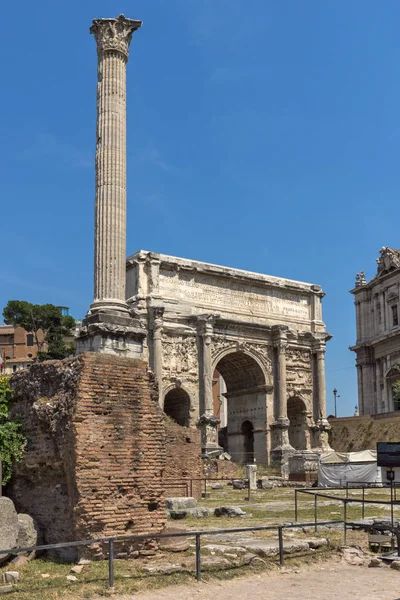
[125,250,331,468]
[351,247,400,415]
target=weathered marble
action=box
[126,251,331,468]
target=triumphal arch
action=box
[122,250,331,474]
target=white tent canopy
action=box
[318,450,382,487]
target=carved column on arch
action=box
[151,307,164,407]
[313,344,331,451]
[198,314,221,457]
[270,326,294,477]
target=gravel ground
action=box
[104,561,400,600]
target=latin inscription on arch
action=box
[159,270,310,320]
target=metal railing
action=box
[0,519,342,589]
[163,477,251,500]
[294,485,400,548]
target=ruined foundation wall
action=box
[329,412,400,452]
[8,353,166,556]
[163,422,203,498]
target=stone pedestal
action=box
[288,451,319,483]
[246,464,257,490]
[198,414,221,458]
[270,418,295,478]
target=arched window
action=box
[163,388,190,427]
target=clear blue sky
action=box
[1,1,399,417]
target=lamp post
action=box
[333,388,340,418]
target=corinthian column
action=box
[90,15,142,314]
[314,344,331,450]
[198,315,221,457]
[151,307,164,406]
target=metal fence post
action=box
[362,487,365,519]
[195,533,201,581]
[203,478,207,498]
[314,494,318,533]
[190,479,193,498]
[278,527,284,567]
[295,489,298,522]
[346,482,349,499]
[108,539,114,588]
[343,500,347,546]
[247,477,251,502]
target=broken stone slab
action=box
[0,586,13,594]
[232,479,248,490]
[369,558,383,568]
[201,556,230,568]
[70,565,84,574]
[241,539,310,557]
[8,556,29,568]
[165,497,197,511]
[168,507,213,520]
[258,478,275,489]
[66,575,77,582]
[304,538,329,549]
[202,544,247,555]
[211,483,224,490]
[214,506,247,518]
[142,564,184,575]
[158,525,190,552]
[2,573,19,585]
[340,547,367,566]
[390,560,400,570]
[0,498,19,564]
[15,514,38,559]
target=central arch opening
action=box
[214,351,266,464]
[164,387,190,427]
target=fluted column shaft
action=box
[152,307,164,406]
[90,15,142,314]
[316,349,327,421]
[277,342,288,421]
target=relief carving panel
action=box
[162,333,198,376]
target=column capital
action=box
[314,344,326,358]
[197,314,219,337]
[150,306,164,329]
[90,14,142,60]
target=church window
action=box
[392,305,398,327]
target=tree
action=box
[2,301,76,361]
[0,376,25,486]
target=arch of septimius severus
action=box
[77,14,331,477]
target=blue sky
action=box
[1,1,399,417]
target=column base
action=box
[76,311,146,359]
[89,298,131,315]
[198,413,222,458]
[314,419,331,452]
[288,451,319,483]
[270,419,295,478]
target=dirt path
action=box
[106,561,400,600]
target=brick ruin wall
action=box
[329,412,400,452]
[8,353,166,559]
[163,421,203,498]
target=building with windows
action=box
[351,247,400,415]
[0,325,44,374]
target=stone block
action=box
[16,514,38,555]
[0,498,19,563]
[2,573,19,585]
[232,479,248,490]
[214,506,247,517]
[165,498,197,511]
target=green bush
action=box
[0,376,26,486]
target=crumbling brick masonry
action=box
[8,353,166,558]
